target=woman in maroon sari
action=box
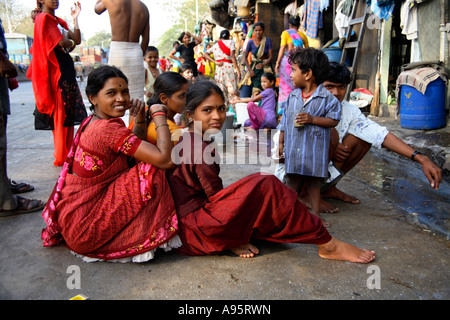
[166,80,375,263]
[41,66,180,262]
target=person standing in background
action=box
[1,17,45,216]
[95,0,150,124]
[28,0,87,167]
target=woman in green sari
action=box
[242,22,274,95]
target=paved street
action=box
[0,81,448,302]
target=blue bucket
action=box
[399,78,447,130]
[322,48,351,66]
[240,85,252,98]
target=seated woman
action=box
[41,66,181,263]
[166,80,376,263]
[129,71,189,145]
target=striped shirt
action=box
[277,85,341,178]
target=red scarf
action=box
[27,13,68,115]
[217,40,231,57]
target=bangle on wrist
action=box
[135,120,146,124]
[151,111,166,118]
[155,123,169,130]
[411,150,422,161]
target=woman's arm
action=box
[203,52,216,64]
[230,49,241,80]
[275,45,286,75]
[61,2,82,51]
[169,48,181,62]
[263,48,273,68]
[188,32,203,45]
[129,98,147,141]
[132,104,175,169]
[243,50,254,77]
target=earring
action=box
[188,118,193,124]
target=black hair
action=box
[288,47,330,84]
[253,22,265,31]
[220,30,230,39]
[173,41,180,47]
[146,46,158,54]
[146,71,189,123]
[86,65,128,110]
[178,32,189,42]
[185,80,225,114]
[326,62,352,85]
[261,72,276,84]
[179,63,193,73]
[261,72,279,99]
[288,15,301,27]
[147,71,188,106]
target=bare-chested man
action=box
[95,0,149,124]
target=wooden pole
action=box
[370,72,380,116]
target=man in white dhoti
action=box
[95,0,149,125]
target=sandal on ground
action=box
[10,180,35,194]
[0,196,45,217]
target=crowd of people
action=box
[0,1,443,267]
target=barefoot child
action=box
[233,72,278,130]
[166,80,375,263]
[277,47,341,228]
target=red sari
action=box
[27,13,87,166]
[166,132,331,256]
[41,116,179,261]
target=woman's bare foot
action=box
[322,186,360,204]
[318,237,375,263]
[231,243,259,258]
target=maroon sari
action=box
[167,132,331,256]
[41,116,179,261]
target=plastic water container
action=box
[235,102,250,125]
[322,48,351,66]
[239,85,252,98]
[399,78,447,130]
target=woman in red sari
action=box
[27,0,87,166]
[41,66,180,262]
[166,80,375,263]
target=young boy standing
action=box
[277,47,341,227]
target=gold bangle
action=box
[155,123,169,130]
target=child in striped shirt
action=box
[277,47,341,227]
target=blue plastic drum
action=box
[399,78,447,130]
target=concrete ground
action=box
[0,81,448,302]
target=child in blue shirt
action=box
[277,47,341,227]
